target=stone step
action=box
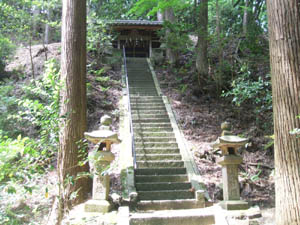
[130,93,158,96]
[128,78,154,82]
[130,102,165,107]
[137,190,195,201]
[128,77,153,80]
[128,69,151,71]
[128,75,153,77]
[129,87,157,90]
[134,127,173,133]
[136,160,184,168]
[134,132,175,138]
[129,91,158,95]
[129,85,154,88]
[135,174,189,183]
[127,67,150,70]
[133,123,172,128]
[133,118,170,123]
[135,147,180,154]
[131,110,167,115]
[130,95,161,98]
[135,137,176,143]
[135,142,178,148]
[129,87,157,91]
[130,96,163,101]
[135,168,187,175]
[131,105,166,110]
[128,79,154,82]
[128,83,156,87]
[130,91,158,95]
[136,182,191,191]
[129,85,156,88]
[130,207,215,224]
[127,68,150,70]
[132,115,169,121]
[127,71,152,73]
[136,154,182,161]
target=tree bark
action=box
[58,0,91,221]
[196,0,208,82]
[44,8,52,44]
[33,5,40,38]
[157,10,163,21]
[164,7,177,65]
[243,0,249,35]
[266,1,300,224]
[216,0,222,62]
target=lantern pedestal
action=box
[212,122,249,211]
[217,155,249,210]
[84,151,115,213]
[84,115,120,213]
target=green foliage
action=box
[290,115,300,138]
[0,34,15,74]
[290,128,300,137]
[0,0,62,45]
[12,59,60,152]
[222,64,272,110]
[128,0,188,18]
[0,81,20,137]
[88,0,138,20]
[87,15,115,62]
[250,164,262,182]
[0,134,41,184]
[222,64,272,130]
[160,21,193,55]
[0,59,60,224]
[0,58,60,179]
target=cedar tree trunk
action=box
[196,0,208,81]
[58,0,91,216]
[164,7,177,65]
[267,1,300,224]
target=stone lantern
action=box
[212,122,249,210]
[84,115,121,213]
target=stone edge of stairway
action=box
[119,64,137,201]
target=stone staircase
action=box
[125,58,215,224]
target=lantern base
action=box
[219,200,249,210]
[84,199,111,213]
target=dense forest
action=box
[0,0,299,225]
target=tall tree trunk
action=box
[196,0,208,83]
[164,7,177,65]
[33,5,40,38]
[215,0,223,93]
[243,0,249,35]
[58,0,91,222]
[194,0,198,29]
[267,1,300,224]
[157,10,163,21]
[216,0,222,62]
[44,8,52,44]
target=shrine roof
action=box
[109,20,163,26]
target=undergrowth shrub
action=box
[222,64,272,130]
[0,34,15,74]
[0,58,60,187]
[0,82,20,137]
[0,59,60,224]
[12,58,60,154]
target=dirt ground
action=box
[155,66,275,223]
